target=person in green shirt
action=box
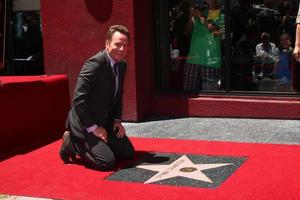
[183,1,224,91]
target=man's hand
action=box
[114,120,126,138]
[92,127,108,143]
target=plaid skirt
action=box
[183,63,221,91]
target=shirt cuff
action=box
[86,124,97,133]
[114,119,122,123]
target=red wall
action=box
[133,1,155,119]
[41,0,153,121]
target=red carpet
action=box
[0,137,300,200]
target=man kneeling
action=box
[59,25,135,171]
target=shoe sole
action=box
[60,131,76,163]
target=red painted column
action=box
[133,1,155,119]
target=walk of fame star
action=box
[107,153,247,188]
[137,155,233,184]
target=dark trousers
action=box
[69,127,135,171]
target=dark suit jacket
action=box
[67,50,127,139]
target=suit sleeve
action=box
[72,57,100,128]
[111,63,127,120]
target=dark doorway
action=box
[3,0,44,75]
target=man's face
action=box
[262,38,269,45]
[209,0,219,8]
[192,8,202,17]
[106,31,129,63]
[280,37,291,49]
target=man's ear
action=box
[105,40,109,48]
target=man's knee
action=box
[83,150,116,171]
[94,150,116,171]
[94,158,116,171]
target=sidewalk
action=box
[124,117,300,145]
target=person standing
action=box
[59,25,134,171]
[183,1,223,91]
[274,33,293,91]
[292,3,300,91]
[293,3,300,62]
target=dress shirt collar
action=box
[106,51,117,67]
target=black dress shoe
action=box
[60,131,76,163]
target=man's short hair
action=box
[280,33,290,41]
[107,25,130,41]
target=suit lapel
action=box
[102,51,116,102]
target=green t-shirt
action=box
[186,18,222,68]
